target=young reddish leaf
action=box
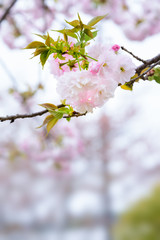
[39,103,57,110]
[43,115,54,125]
[24,41,46,49]
[88,14,107,26]
[37,114,54,129]
[46,118,58,134]
[33,47,48,57]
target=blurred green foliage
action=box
[114,186,160,240]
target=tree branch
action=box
[121,47,160,74]
[0,109,48,123]
[131,60,160,83]
[0,0,18,24]
[0,105,87,123]
[136,53,160,74]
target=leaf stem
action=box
[84,54,98,62]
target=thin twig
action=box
[121,46,147,64]
[0,0,18,24]
[63,111,87,118]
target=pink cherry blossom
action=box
[111,44,120,52]
[89,61,101,74]
[56,70,117,113]
[114,54,136,84]
[49,53,78,76]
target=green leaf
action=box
[77,13,83,30]
[57,107,70,114]
[83,24,94,30]
[84,29,93,38]
[24,41,46,49]
[87,14,107,26]
[45,33,51,46]
[57,107,68,112]
[66,117,71,122]
[50,110,63,119]
[63,33,68,42]
[65,20,80,27]
[60,99,66,105]
[34,33,48,40]
[154,75,160,84]
[148,67,160,83]
[53,29,78,39]
[72,26,81,32]
[74,41,83,47]
[155,67,160,74]
[46,117,58,134]
[84,31,97,42]
[65,30,78,39]
[40,50,50,67]
[148,76,154,81]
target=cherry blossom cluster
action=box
[23,14,137,132]
[52,43,136,113]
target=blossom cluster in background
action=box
[1,0,160,49]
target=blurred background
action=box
[0,0,160,239]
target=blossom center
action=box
[120,67,125,72]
